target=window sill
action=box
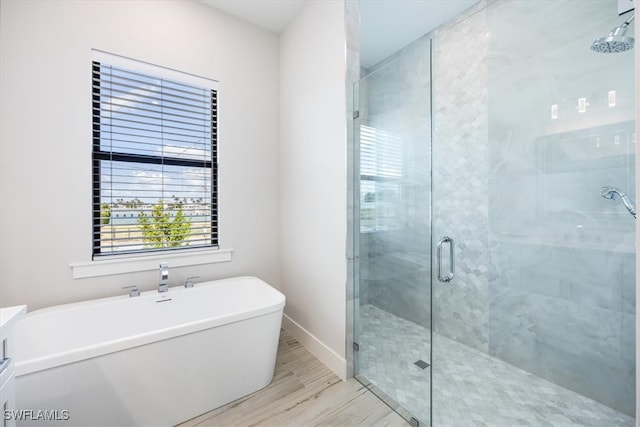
[70,248,233,279]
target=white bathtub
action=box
[14,276,285,427]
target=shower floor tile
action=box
[357,304,635,427]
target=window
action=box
[92,51,218,257]
[359,125,402,232]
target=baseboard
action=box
[281,314,347,381]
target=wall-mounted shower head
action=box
[591,14,635,53]
[600,186,636,218]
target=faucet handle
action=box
[159,262,169,281]
[122,285,140,297]
[185,276,199,288]
[160,262,169,276]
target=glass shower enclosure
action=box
[352,1,636,426]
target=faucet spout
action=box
[159,262,169,292]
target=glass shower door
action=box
[353,37,433,425]
[430,1,636,426]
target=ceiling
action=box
[200,0,307,33]
[200,0,479,68]
[360,0,478,68]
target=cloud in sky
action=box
[182,169,210,192]
[101,84,158,118]
[160,144,209,160]
[132,169,163,184]
[101,159,211,202]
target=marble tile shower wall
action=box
[359,37,432,329]
[432,8,491,353]
[483,0,636,416]
[357,0,635,417]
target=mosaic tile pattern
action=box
[431,7,490,353]
[355,0,636,416]
[357,304,635,427]
[352,0,636,421]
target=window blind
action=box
[92,56,218,256]
[359,125,403,232]
[360,125,402,179]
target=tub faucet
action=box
[159,262,169,292]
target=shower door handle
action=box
[437,236,455,283]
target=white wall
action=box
[279,1,348,378]
[0,0,281,309]
[2,0,350,381]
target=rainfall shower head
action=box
[591,14,635,53]
[600,186,637,218]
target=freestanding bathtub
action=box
[14,276,285,427]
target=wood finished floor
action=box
[176,329,409,427]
